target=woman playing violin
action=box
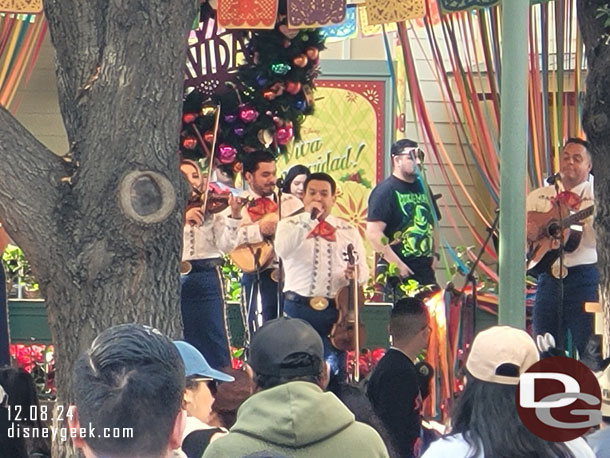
[179,159,245,370]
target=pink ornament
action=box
[238,104,259,123]
[217,144,237,164]
[275,124,294,146]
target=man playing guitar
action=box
[233,151,303,334]
[275,173,368,385]
[526,137,597,355]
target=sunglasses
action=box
[393,147,425,162]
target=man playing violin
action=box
[526,138,597,355]
[180,159,244,370]
[233,150,303,334]
[275,173,368,384]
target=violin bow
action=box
[199,103,222,215]
[351,245,360,382]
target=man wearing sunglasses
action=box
[367,139,440,288]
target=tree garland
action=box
[180,4,325,170]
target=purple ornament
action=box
[224,114,237,123]
[233,126,245,137]
[217,144,237,164]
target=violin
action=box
[187,183,247,215]
[329,243,367,381]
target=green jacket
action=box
[203,381,389,458]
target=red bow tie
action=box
[307,220,336,242]
[247,197,278,222]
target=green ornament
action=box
[301,34,309,41]
[270,63,291,75]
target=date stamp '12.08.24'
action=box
[6,403,133,442]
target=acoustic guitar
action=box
[229,213,276,274]
[526,203,594,276]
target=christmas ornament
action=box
[233,126,245,136]
[270,63,291,75]
[285,81,302,95]
[295,99,306,111]
[218,144,237,164]
[203,130,215,143]
[256,74,268,86]
[238,104,259,123]
[182,113,198,123]
[182,136,198,150]
[275,124,294,145]
[292,54,308,68]
[279,24,299,38]
[257,129,274,147]
[201,104,216,116]
[305,47,319,60]
[224,114,237,123]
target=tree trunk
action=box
[0,1,196,456]
[577,0,610,356]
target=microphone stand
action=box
[275,181,284,318]
[459,208,500,337]
[552,179,567,352]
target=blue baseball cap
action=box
[173,341,235,382]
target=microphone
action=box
[310,207,320,220]
[546,172,561,185]
[275,177,284,189]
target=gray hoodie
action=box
[203,381,390,457]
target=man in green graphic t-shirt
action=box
[366,138,440,286]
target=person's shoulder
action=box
[344,420,390,454]
[566,437,597,457]
[201,431,247,458]
[421,434,472,458]
[371,176,395,190]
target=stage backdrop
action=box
[277,60,394,269]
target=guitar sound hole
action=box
[547,222,561,237]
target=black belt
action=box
[187,258,223,272]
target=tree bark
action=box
[0,1,196,456]
[577,0,610,355]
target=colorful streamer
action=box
[0,13,47,112]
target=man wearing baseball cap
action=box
[203,317,389,458]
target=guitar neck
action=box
[561,205,594,228]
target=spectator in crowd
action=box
[586,362,610,457]
[280,164,310,201]
[367,297,431,458]
[0,367,51,458]
[210,367,254,430]
[173,340,234,458]
[70,323,186,458]
[203,317,390,458]
[422,326,595,458]
[332,382,400,458]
